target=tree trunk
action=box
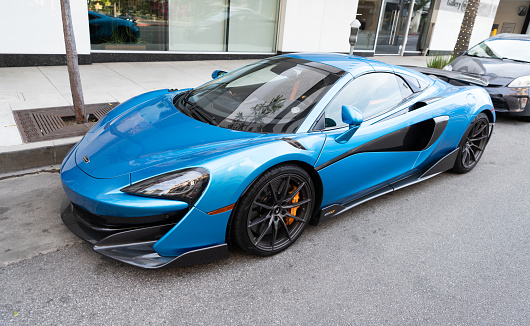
[453,0,481,56]
[60,0,87,124]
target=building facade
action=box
[1,0,529,67]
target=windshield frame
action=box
[175,57,346,134]
[466,38,530,63]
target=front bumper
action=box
[486,87,530,117]
[61,197,229,269]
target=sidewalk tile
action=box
[0,103,23,147]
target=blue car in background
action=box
[60,54,495,269]
[88,11,140,43]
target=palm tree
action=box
[453,0,481,56]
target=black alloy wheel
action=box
[452,112,490,173]
[232,164,315,256]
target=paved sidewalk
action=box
[0,55,428,172]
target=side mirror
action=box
[211,70,227,79]
[336,105,363,143]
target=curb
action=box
[0,136,82,173]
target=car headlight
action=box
[508,76,530,88]
[443,65,452,71]
[121,168,209,205]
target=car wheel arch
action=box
[481,109,494,123]
[224,160,324,245]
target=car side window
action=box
[324,73,404,128]
[397,76,413,98]
[88,14,98,20]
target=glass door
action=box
[375,0,406,54]
[404,0,434,52]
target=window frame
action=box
[316,72,409,131]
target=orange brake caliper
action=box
[286,186,300,225]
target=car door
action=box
[315,72,437,208]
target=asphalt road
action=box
[1,115,529,325]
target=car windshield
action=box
[176,58,345,134]
[467,38,530,62]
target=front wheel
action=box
[451,112,490,173]
[231,164,315,256]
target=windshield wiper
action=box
[466,53,490,59]
[500,57,530,64]
[178,93,218,126]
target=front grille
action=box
[72,204,185,229]
[490,97,509,112]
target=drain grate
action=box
[13,102,118,143]
[33,113,65,135]
[92,105,114,120]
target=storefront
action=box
[1,0,528,67]
[354,0,434,55]
[87,0,433,56]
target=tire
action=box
[451,112,490,173]
[231,164,315,256]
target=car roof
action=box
[487,33,530,41]
[281,52,390,75]
[280,52,434,87]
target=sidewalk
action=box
[0,55,428,173]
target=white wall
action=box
[0,0,90,55]
[278,0,358,52]
[428,0,500,52]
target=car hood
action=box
[75,92,261,179]
[451,55,530,86]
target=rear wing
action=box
[401,66,489,87]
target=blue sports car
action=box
[61,54,495,268]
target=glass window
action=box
[397,76,413,98]
[355,0,383,50]
[405,0,434,52]
[168,0,227,52]
[167,0,278,53]
[88,0,279,53]
[227,0,279,52]
[324,73,404,128]
[176,58,345,134]
[88,0,168,51]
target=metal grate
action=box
[92,104,114,120]
[13,102,118,143]
[33,113,65,135]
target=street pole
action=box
[60,0,87,124]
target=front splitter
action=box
[61,197,229,269]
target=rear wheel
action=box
[231,164,315,256]
[452,113,490,173]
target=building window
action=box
[88,0,279,53]
[355,0,382,50]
